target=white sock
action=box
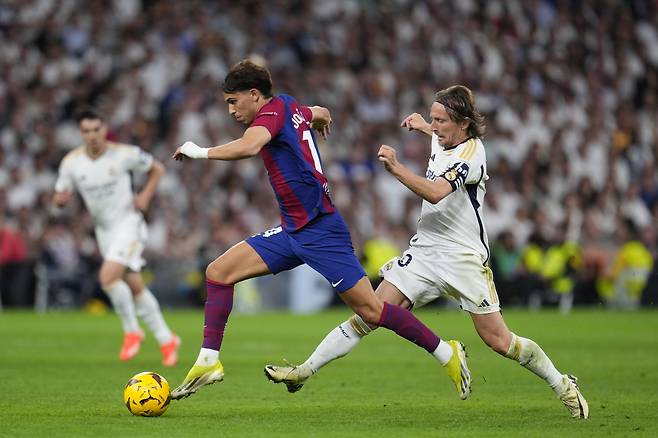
[134,288,173,345]
[506,333,564,393]
[301,318,366,375]
[195,348,219,366]
[103,280,140,334]
[433,340,454,365]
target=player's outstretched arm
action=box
[401,113,432,137]
[134,159,165,212]
[172,126,272,162]
[378,144,452,204]
[308,106,332,139]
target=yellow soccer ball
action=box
[123,372,171,417]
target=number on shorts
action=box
[262,226,283,238]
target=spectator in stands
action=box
[0,210,29,306]
[0,0,657,308]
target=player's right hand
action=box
[172,141,209,160]
[53,190,73,207]
[401,113,430,132]
[377,144,399,174]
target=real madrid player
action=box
[265,86,589,419]
[53,109,180,366]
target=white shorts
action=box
[380,246,500,314]
[95,214,147,272]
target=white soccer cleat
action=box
[264,363,312,393]
[171,361,224,400]
[558,374,589,419]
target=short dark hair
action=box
[222,60,273,98]
[435,85,485,138]
[75,107,104,124]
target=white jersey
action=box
[410,135,490,263]
[54,142,154,230]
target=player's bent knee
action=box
[205,261,233,285]
[353,306,381,326]
[99,272,120,290]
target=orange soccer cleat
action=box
[160,333,181,367]
[119,331,144,361]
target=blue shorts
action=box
[246,212,366,293]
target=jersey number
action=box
[302,130,323,174]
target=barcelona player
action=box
[170,60,469,399]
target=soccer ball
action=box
[123,372,171,417]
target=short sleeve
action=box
[54,159,75,193]
[251,98,286,137]
[463,143,486,184]
[439,140,485,191]
[125,145,154,173]
[300,106,313,122]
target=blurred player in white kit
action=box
[54,108,180,366]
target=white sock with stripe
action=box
[300,315,370,376]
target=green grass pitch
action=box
[1,308,657,437]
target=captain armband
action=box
[439,162,470,191]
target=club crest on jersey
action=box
[444,169,457,181]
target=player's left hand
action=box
[377,144,399,173]
[312,118,332,140]
[401,113,428,131]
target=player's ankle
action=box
[297,363,314,377]
[433,340,453,365]
[194,348,219,366]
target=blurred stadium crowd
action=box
[1,0,657,310]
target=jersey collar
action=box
[442,136,474,151]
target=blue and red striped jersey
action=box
[251,94,335,231]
